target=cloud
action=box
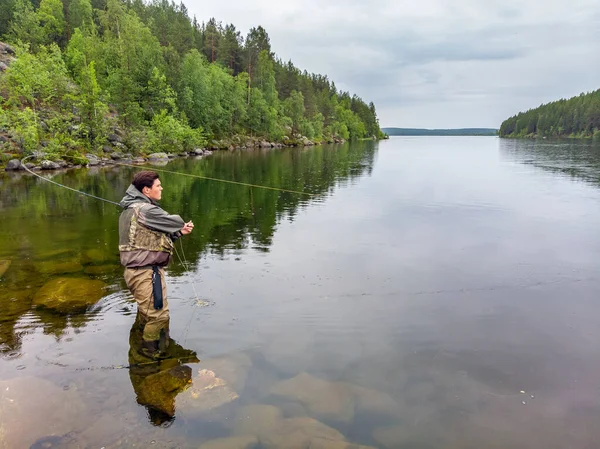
[185,0,600,128]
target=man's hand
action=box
[181,220,194,235]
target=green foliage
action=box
[146,109,205,153]
[76,61,109,145]
[68,0,93,32]
[500,89,600,138]
[283,90,304,134]
[1,44,69,108]
[11,107,40,153]
[1,0,383,159]
[6,0,43,50]
[37,0,66,45]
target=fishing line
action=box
[115,162,315,196]
[20,156,121,207]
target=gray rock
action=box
[112,141,127,151]
[85,154,100,166]
[110,153,123,160]
[0,62,8,72]
[178,152,188,157]
[167,153,177,159]
[260,140,272,148]
[133,157,146,164]
[40,121,49,132]
[204,150,213,156]
[107,133,123,143]
[147,152,169,160]
[102,145,113,153]
[5,159,21,171]
[41,160,60,170]
[0,42,15,55]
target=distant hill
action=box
[382,128,498,136]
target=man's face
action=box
[143,178,162,201]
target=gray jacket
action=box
[118,184,185,267]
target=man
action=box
[119,171,194,357]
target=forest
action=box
[0,0,384,165]
[499,89,600,139]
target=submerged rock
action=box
[233,404,283,436]
[308,441,377,449]
[270,372,355,425]
[0,377,89,449]
[136,365,193,417]
[260,417,345,449]
[83,264,121,276]
[177,368,239,413]
[81,248,115,264]
[201,352,253,392]
[199,436,259,449]
[36,259,83,275]
[0,259,10,277]
[34,277,105,312]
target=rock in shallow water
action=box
[0,259,10,277]
[199,436,259,449]
[0,377,90,449]
[177,368,239,414]
[34,277,106,312]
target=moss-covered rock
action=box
[35,259,83,275]
[83,264,121,276]
[135,365,193,417]
[34,277,106,312]
[0,259,10,277]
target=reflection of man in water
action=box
[128,313,199,426]
[119,171,194,358]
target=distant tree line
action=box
[0,0,384,158]
[499,89,600,138]
[382,128,497,136]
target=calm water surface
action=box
[2,137,600,448]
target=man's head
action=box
[133,171,162,201]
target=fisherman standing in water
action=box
[119,171,194,358]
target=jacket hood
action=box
[120,184,154,209]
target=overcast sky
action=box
[185,0,600,129]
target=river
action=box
[1,137,600,448]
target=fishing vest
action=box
[118,203,174,255]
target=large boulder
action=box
[84,154,100,166]
[4,159,20,171]
[0,377,90,449]
[147,152,169,160]
[34,277,106,312]
[40,160,60,170]
[107,133,123,143]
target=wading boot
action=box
[140,339,161,359]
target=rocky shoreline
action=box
[3,133,348,172]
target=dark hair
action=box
[132,171,159,193]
